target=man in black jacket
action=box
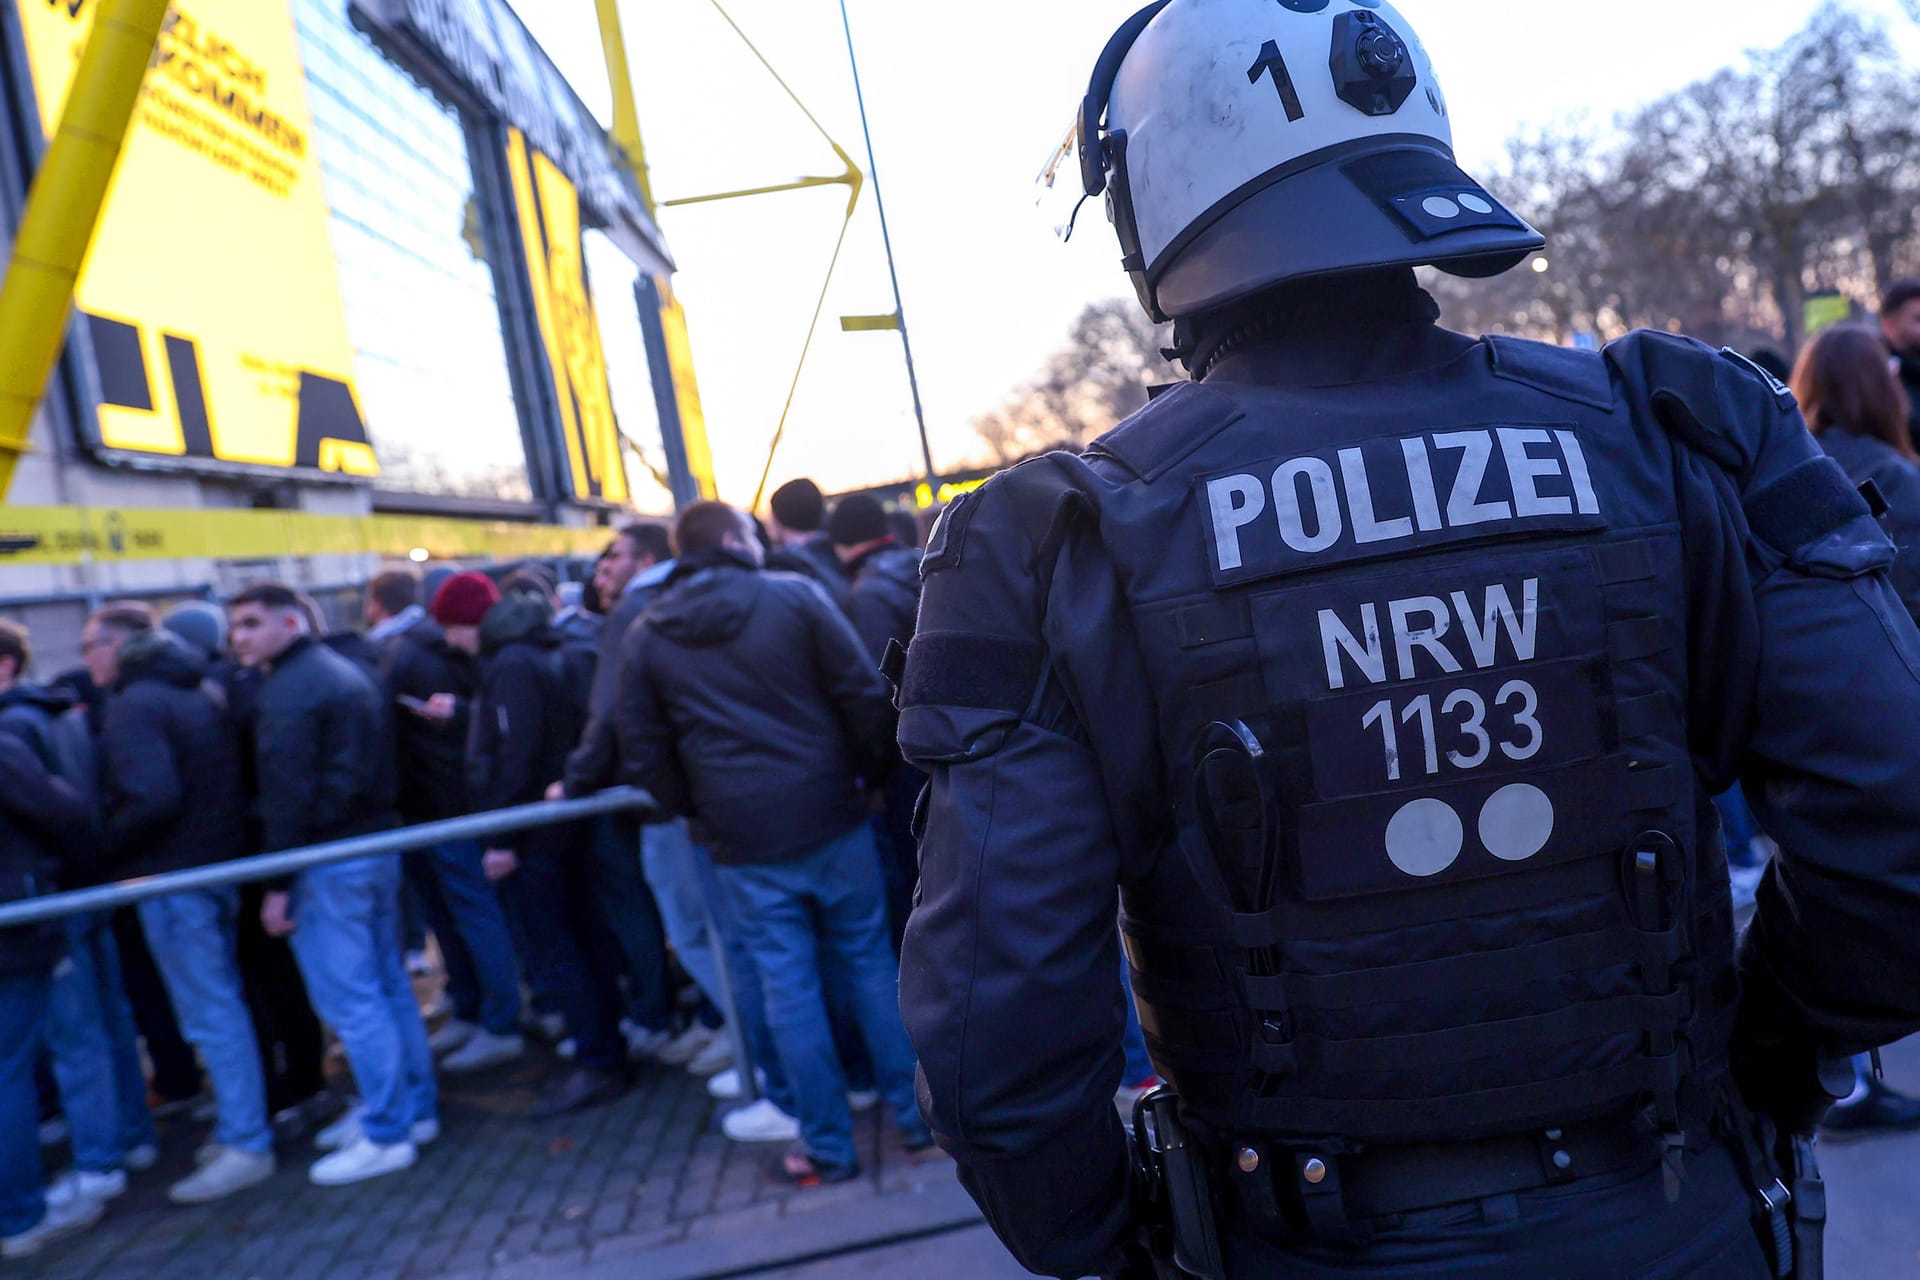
[228,583,436,1189]
[453,578,627,1117]
[372,571,524,1074]
[768,479,850,610]
[0,731,105,1256]
[828,496,926,947]
[612,502,927,1184]
[1882,278,1920,442]
[81,608,277,1206]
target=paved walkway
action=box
[10,1048,979,1280]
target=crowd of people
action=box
[0,477,1043,1257]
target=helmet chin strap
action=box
[1174,268,1440,381]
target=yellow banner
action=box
[654,276,717,502]
[0,504,609,568]
[18,0,373,475]
[504,127,629,505]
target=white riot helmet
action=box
[1042,0,1545,322]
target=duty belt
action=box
[1231,1115,1663,1240]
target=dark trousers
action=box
[586,815,671,1033]
[111,907,199,1101]
[237,881,327,1113]
[507,828,624,1071]
[876,765,924,951]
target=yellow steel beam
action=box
[593,0,658,217]
[0,0,172,503]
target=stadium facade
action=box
[0,0,712,652]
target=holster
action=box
[1131,1088,1226,1280]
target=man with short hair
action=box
[768,479,850,609]
[0,619,158,1211]
[613,502,927,1185]
[228,583,436,1188]
[372,570,524,1074]
[81,605,275,1205]
[1881,278,1920,440]
[558,523,714,1067]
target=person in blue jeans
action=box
[43,913,157,1202]
[137,888,277,1194]
[412,838,525,1072]
[599,503,929,1184]
[287,857,439,1154]
[714,824,923,1178]
[231,583,437,1188]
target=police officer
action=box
[895,2,1920,1277]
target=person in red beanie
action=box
[429,573,500,647]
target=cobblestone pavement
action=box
[9,1046,977,1280]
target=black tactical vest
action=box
[1064,336,1737,1153]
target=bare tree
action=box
[973,299,1173,462]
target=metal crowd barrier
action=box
[0,787,761,1102]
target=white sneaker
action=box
[622,1019,672,1063]
[123,1143,158,1172]
[847,1090,880,1113]
[533,1012,567,1043]
[427,1018,479,1057]
[556,1037,577,1061]
[0,1195,103,1259]
[653,1024,715,1066]
[410,1117,441,1147]
[309,1136,416,1187]
[315,1103,367,1151]
[686,1036,734,1077]
[439,1030,526,1074]
[45,1168,127,1207]
[707,1068,744,1101]
[168,1147,275,1204]
[721,1099,802,1143]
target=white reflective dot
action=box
[1421,196,1461,220]
[1385,799,1464,878]
[1458,193,1494,214]
[1480,784,1555,862]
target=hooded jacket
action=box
[382,616,478,824]
[100,630,249,879]
[253,636,397,855]
[0,681,104,879]
[614,547,895,865]
[776,532,851,612]
[1819,429,1920,625]
[467,594,587,855]
[843,542,923,665]
[0,732,89,975]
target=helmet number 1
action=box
[1248,40,1306,123]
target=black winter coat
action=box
[844,543,922,665]
[383,618,477,824]
[777,533,851,612]
[99,631,249,879]
[0,732,91,974]
[615,548,894,865]
[253,637,397,855]
[564,571,666,797]
[1819,430,1920,625]
[468,597,586,856]
[0,683,105,882]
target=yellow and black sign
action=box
[653,275,718,502]
[18,0,374,476]
[503,127,629,505]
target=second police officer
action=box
[895,1,1920,1277]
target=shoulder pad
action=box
[1085,381,1244,483]
[1603,330,1747,471]
[1485,335,1614,410]
[921,453,1093,578]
